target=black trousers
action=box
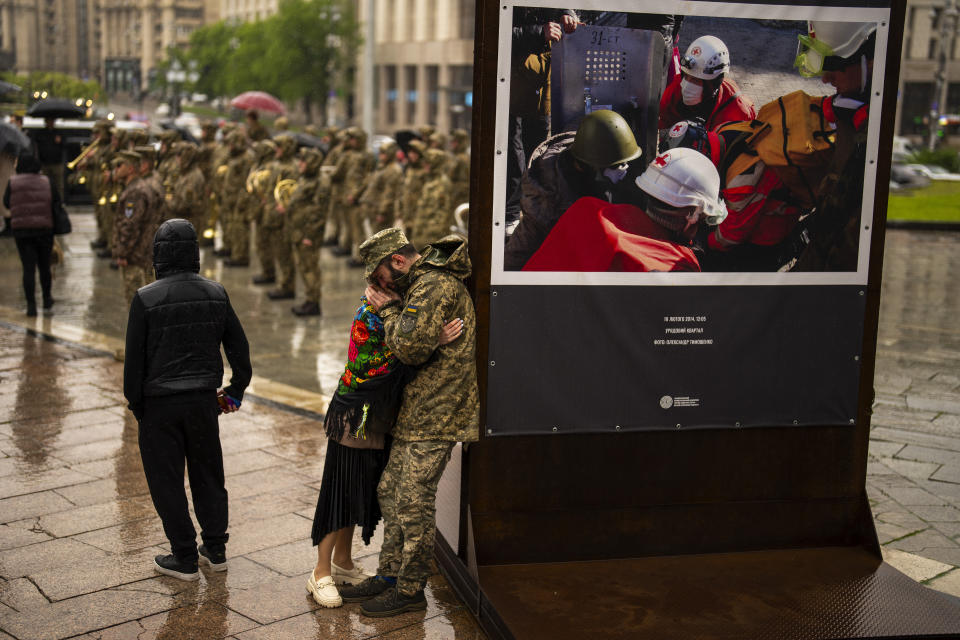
[139,390,228,561]
[14,235,53,305]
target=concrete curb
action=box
[886,220,960,231]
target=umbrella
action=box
[159,122,199,145]
[293,132,326,152]
[0,80,21,95]
[0,122,30,156]
[230,91,286,115]
[394,130,422,155]
[26,98,85,119]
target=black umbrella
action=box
[26,98,85,119]
[292,132,326,152]
[0,122,31,156]
[159,122,199,145]
[394,130,422,155]
[0,80,21,96]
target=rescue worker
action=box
[411,149,453,246]
[340,227,479,617]
[112,150,165,306]
[792,21,876,271]
[523,148,726,272]
[448,129,470,207]
[242,139,276,271]
[396,140,427,238]
[504,109,643,270]
[664,120,803,272]
[360,140,404,232]
[659,35,755,131]
[285,148,328,316]
[261,133,299,298]
[168,142,208,235]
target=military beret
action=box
[359,227,411,282]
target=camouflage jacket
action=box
[169,166,206,225]
[261,157,298,228]
[222,150,253,211]
[287,173,329,244]
[157,154,179,196]
[113,177,164,268]
[331,149,373,205]
[448,151,470,205]
[379,236,480,443]
[397,164,427,226]
[412,173,453,246]
[360,162,403,223]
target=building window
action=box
[426,65,438,124]
[385,65,397,124]
[404,65,417,124]
[459,0,474,40]
[900,82,934,136]
[448,64,473,132]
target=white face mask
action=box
[680,77,703,106]
[602,163,630,184]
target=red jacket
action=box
[709,161,800,250]
[659,77,756,130]
[523,197,700,272]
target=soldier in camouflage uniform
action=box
[339,227,479,617]
[112,151,165,306]
[335,128,375,263]
[396,140,427,239]
[261,134,299,298]
[206,128,233,249]
[447,129,470,207]
[79,120,113,250]
[411,149,453,246]
[321,127,346,247]
[133,146,166,222]
[168,142,207,234]
[156,131,180,199]
[285,148,328,316]
[243,139,276,271]
[99,129,128,260]
[219,133,255,267]
[359,140,404,233]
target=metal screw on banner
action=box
[490,361,495,367]
[552,426,558,432]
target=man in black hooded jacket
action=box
[123,218,252,581]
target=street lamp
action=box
[929,0,960,150]
[166,59,186,117]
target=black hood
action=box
[153,218,200,278]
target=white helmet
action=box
[635,148,727,225]
[808,21,876,59]
[680,36,730,81]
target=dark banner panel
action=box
[486,285,866,435]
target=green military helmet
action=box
[298,147,323,174]
[429,131,447,149]
[128,129,149,146]
[418,124,436,140]
[274,116,289,131]
[423,148,447,174]
[451,128,469,148]
[274,133,297,158]
[570,109,641,169]
[133,145,157,167]
[159,129,180,145]
[253,139,277,163]
[303,124,320,137]
[380,139,398,158]
[174,141,198,165]
[226,129,247,151]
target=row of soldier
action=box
[74,119,471,319]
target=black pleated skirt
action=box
[311,438,390,546]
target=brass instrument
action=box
[66,140,100,170]
[215,164,229,178]
[246,169,272,196]
[274,179,297,209]
[109,192,118,204]
[97,196,107,206]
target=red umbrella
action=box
[230,91,286,115]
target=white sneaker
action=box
[331,560,375,585]
[307,572,342,608]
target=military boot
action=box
[360,586,426,618]
[291,301,321,316]
[267,288,294,300]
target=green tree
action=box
[265,0,362,122]
[1,71,102,104]
[187,21,240,99]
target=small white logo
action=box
[659,395,674,409]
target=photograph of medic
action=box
[500,7,878,273]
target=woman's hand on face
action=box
[439,317,463,345]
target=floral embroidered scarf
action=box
[323,296,412,441]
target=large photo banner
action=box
[485,0,892,435]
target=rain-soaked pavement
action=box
[0,208,959,638]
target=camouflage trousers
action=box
[224,203,251,262]
[274,224,295,293]
[256,222,281,279]
[323,192,342,245]
[346,204,368,259]
[293,241,322,303]
[376,439,454,596]
[121,264,154,306]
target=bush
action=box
[906,148,960,172]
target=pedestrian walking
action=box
[123,218,252,581]
[338,228,479,617]
[3,152,59,316]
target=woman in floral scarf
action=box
[306,295,462,608]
